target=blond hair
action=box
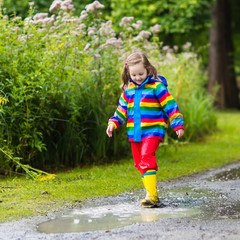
[121,52,158,90]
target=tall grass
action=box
[0,1,216,174]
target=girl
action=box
[106,52,184,208]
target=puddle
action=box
[38,188,205,234]
[37,165,240,234]
[209,167,240,181]
[37,203,200,233]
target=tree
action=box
[208,0,239,108]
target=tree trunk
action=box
[208,0,239,109]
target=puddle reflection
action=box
[37,203,200,233]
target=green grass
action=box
[0,111,240,222]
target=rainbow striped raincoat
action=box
[108,75,184,142]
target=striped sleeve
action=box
[108,91,128,129]
[156,83,184,131]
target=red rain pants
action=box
[131,138,160,175]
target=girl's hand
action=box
[106,124,115,137]
[176,129,184,138]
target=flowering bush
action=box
[0,0,216,172]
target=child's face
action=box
[129,63,147,85]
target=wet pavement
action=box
[0,161,240,240]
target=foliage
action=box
[231,0,240,77]
[0,0,216,174]
[0,147,56,179]
[151,47,217,140]
[110,0,212,33]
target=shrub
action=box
[0,0,216,173]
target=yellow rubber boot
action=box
[141,175,150,200]
[141,170,161,208]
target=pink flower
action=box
[88,27,96,35]
[173,46,178,52]
[162,45,170,51]
[84,43,91,51]
[132,20,142,30]
[85,1,104,13]
[49,0,62,12]
[100,21,115,37]
[11,27,21,31]
[33,13,48,21]
[182,42,192,50]
[101,38,123,48]
[12,17,22,21]
[150,24,161,34]
[138,31,151,39]
[80,10,88,20]
[133,36,143,41]
[119,17,134,27]
[61,0,75,12]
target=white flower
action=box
[182,42,192,50]
[12,17,22,21]
[70,31,80,36]
[143,44,157,50]
[100,21,115,37]
[37,28,45,32]
[79,23,86,30]
[182,52,196,60]
[49,0,62,12]
[88,27,96,35]
[101,38,123,48]
[61,0,75,12]
[80,10,88,20]
[119,16,134,27]
[173,45,179,51]
[85,1,104,13]
[81,10,87,15]
[132,20,142,30]
[33,15,55,26]
[24,17,31,26]
[88,30,95,35]
[93,36,99,43]
[150,24,161,34]
[88,27,96,32]
[119,32,126,38]
[11,27,21,31]
[33,13,48,21]
[139,31,151,39]
[162,45,170,51]
[17,35,27,42]
[84,43,91,51]
[133,35,143,42]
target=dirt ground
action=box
[0,161,240,240]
